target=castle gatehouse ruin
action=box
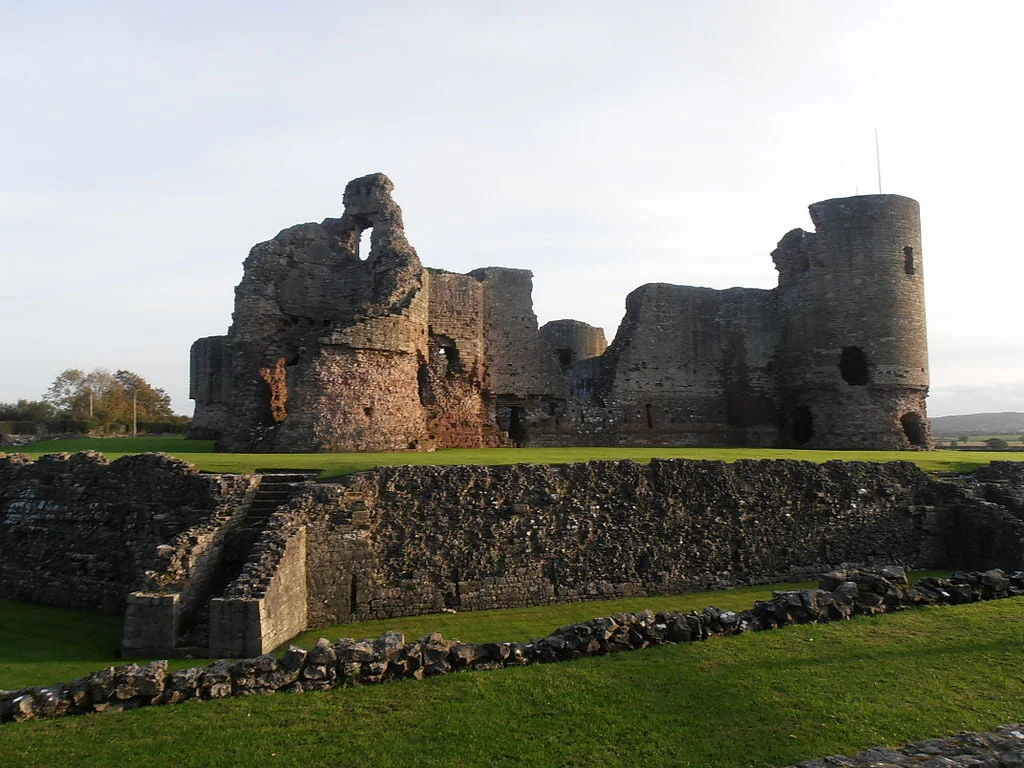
[189,173,931,451]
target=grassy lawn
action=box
[5,436,1022,478]
[0,582,824,691]
[0,601,125,692]
[2,596,1023,767]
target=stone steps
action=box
[175,471,315,650]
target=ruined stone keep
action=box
[190,173,931,451]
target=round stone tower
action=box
[772,194,931,449]
[538,319,608,368]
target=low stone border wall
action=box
[781,724,1024,767]
[2,567,1023,724]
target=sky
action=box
[1,0,1021,418]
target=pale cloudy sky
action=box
[1,0,1021,417]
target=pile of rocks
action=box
[3,567,1023,723]
[782,724,1024,767]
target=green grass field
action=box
[2,591,1023,767]
[5,435,1022,478]
[4,438,1024,764]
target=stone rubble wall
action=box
[336,459,997,618]
[782,724,1024,767]
[3,567,1022,726]
[209,459,1024,658]
[0,452,253,613]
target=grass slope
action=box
[3,598,1023,767]
[6,436,1023,477]
[1,583,821,691]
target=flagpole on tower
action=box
[875,128,882,193]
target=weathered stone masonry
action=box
[209,459,1022,655]
[5,453,1022,659]
[190,174,933,452]
[0,451,254,614]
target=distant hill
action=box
[930,412,1024,436]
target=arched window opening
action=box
[792,406,813,444]
[357,227,373,261]
[840,346,869,386]
[900,412,929,447]
[431,338,461,377]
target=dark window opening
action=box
[645,404,654,429]
[357,226,373,261]
[440,345,460,375]
[509,406,528,447]
[792,406,814,444]
[839,346,870,385]
[363,406,373,418]
[557,348,573,367]
[903,246,915,276]
[900,412,929,447]
[417,362,433,406]
[430,335,461,376]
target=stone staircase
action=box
[176,471,317,650]
[244,472,315,526]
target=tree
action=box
[985,438,1009,450]
[42,367,177,433]
[113,370,173,419]
[0,399,55,422]
[44,369,88,415]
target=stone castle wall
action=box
[0,452,253,613]
[189,175,932,452]
[4,452,1024,659]
[584,285,780,446]
[210,459,1024,654]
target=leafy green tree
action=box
[113,370,173,419]
[42,368,177,433]
[0,399,55,422]
[44,369,89,415]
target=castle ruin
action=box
[190,173,931,451]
